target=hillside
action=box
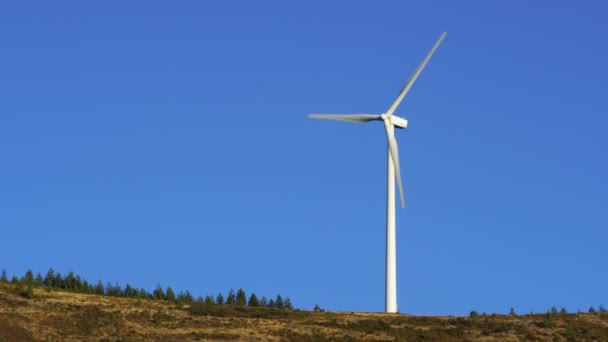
[1,282,607,341]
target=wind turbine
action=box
[308,32,446,313]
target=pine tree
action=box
[22,269,34,285]
[284,297,293,310]
[113,282,122,297]
[34,273,43,286]
[73,275,83,291]
[64,271,75,290]
[268,299,276,308]
[153,284,165,300]
[138,288,149,299]
[216,293,225,305]
[54,272,64,289]
[105,282,114,296]
[205,295,215,305]
[165,287,176,302]
[44,268,55,288]
[260,296,268,307]
[226,289,236,305]
[124,284,136,298]
[275,295,284,309]
[248,293,260,307]
[82,280,92,293]
[181,290,194,304]
[1,269,8,282]
[94,280,105,295]
[236,289,247,306]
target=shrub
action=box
[565,324,576,341]
[542,311,555,328]
[20,285,34,299]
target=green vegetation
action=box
[0,267,294,311]
[543,310,556,328]
[3,266,608,341]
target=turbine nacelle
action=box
[381,114,408,129]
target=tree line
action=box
[0,267,293,309]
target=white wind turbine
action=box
[309,32,446,313]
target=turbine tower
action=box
[309,32,446,313]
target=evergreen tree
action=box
[236,288,247,306]
[64,272,75,290]
[268,299,276,308]
[11,276,19,284]
[73,275,83,292]
[44,268,55,287]
[599,304,606,313]
[589,306,597,314]
[138,288,149,299]
[153,284,165,300]
[284,297,293,310]
[112,282,122,297]
[22,269,34,285]
[105,282,114,296]
[94,280,105,295]
[248,293,260,307]
[196,296,204,305]
[181,290,194,304]
[165,287,176,302]
[1,269,7,282]
[226,289,236,305]
[216,293,225,305]
[260,296,268,307]
[509,307,516,316]
[275,295,284,309]
[54,272,64,289]
[205,295,215,305]
[34,273,43,286]
[124,284,136,298]
[82,280,92,293]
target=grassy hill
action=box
[1,282,607,341]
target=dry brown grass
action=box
[1,282,608,341]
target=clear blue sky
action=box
[1,1,607,315]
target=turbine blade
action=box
[386,31,447,117]
[384,120,406,208]
[308,114,381,123]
